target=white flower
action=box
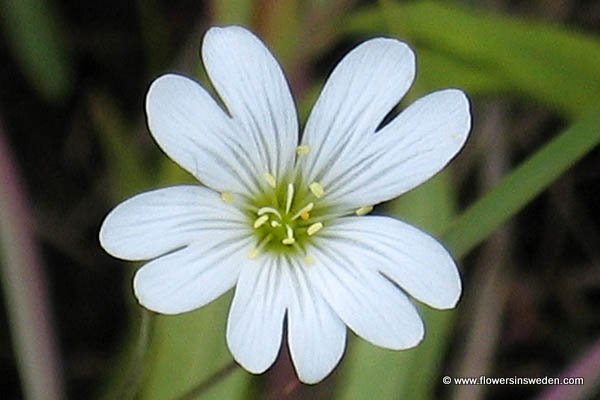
[99,26,471,384]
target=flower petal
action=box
[300,38,415,185]
[308,244,424,350]
[99,185,248,260]
[202,26,298,181]
[146,74,262,195]
[287,258,346,384]
[323,216,461,309]
[133,234,253,314]
[226,256,288,374]
[323,89,471,208]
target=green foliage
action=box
[138,295,253,400]
[443,109,600,260]
[89,93,152,202]
[0,0,73,102]
[344,1,600,118]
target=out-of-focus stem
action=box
[535,338,600,400]
[0,118,65,400]
[172,361,238,400]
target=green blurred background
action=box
[0,1,599,399]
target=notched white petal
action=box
[202,26,298,179]
[301,38,416,185]
[226,257,288,374]
[146,74,261,195]
[99,185,247,261]
[287,260,346,384]
[133,235,252,314]
[324,216,462,309]
[308,245,424,350]
[323,89,471,208]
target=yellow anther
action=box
[271,220,281,227]
[296,145,310,156]
[307,222,323,236]
[263,172,277,188]
[282,237,296,245]
[291,202,314,220]
[248,249,259,259]
[309,182,325,198]
[220,192,233,203]
[300,211,310,220]
[355,205,374,216]
[304,255,315,265]
[253,215,269,229]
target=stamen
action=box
[249,234,273,259]
[263,172,277,188]
[304,255,315,265]
[285,183,294,214]
[300,211,310,221]
[253,215,269,229]
[307,222,323,236]
[291,202,314,220]
[257,206,282,219]
[270,220,281,227]
[355,205,374,216]
[309,182,325,198]
[296,145,310,156]
[282,225,295,245]
[220,192,233,203]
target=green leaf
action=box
[138,294,254,400]
[443,110,600,259]
[411,48,505,99]
[344,0,600,118]
[0,0,73,102]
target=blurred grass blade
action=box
[0,0,73,102]
[0,120,65,400]
[411,48,505,100]
[345,0,600,118]
[137,0,170,75]
[443,110,600,259]
[89,92,152,201]
[138,295,253,400]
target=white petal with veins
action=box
[99,185,248,261]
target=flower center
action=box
[248,173,326,259]
[220,146,374,262]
